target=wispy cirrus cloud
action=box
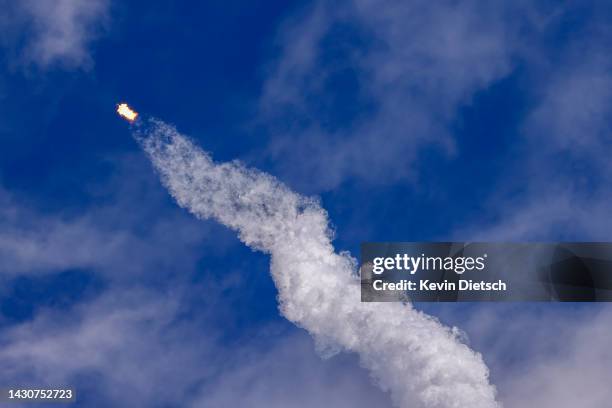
[0,0,110,69]
[0,285,393,408]
[423,303,612,408]
[259,0,515,190]
[455,6,612,242]
[0,155,221,281]
[0,288,218,407]
[192,332,392,408]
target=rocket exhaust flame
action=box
[117,103,138,122]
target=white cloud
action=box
[526,66,612,153]
[193,332,392,408]
[0,0,110,69]
[453,12,612,242]
[0,155,222,281]
[0,288,219,407]
[425,303,612,408]
[0,285,393,408]
[499,307,612,408]
[453,188,612,241]
[258,0,514,190]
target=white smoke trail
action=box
[134,119,500,408]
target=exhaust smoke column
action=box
[134,118,500,408]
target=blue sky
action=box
[1,1,612,407]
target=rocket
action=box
[116,103,138,122]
